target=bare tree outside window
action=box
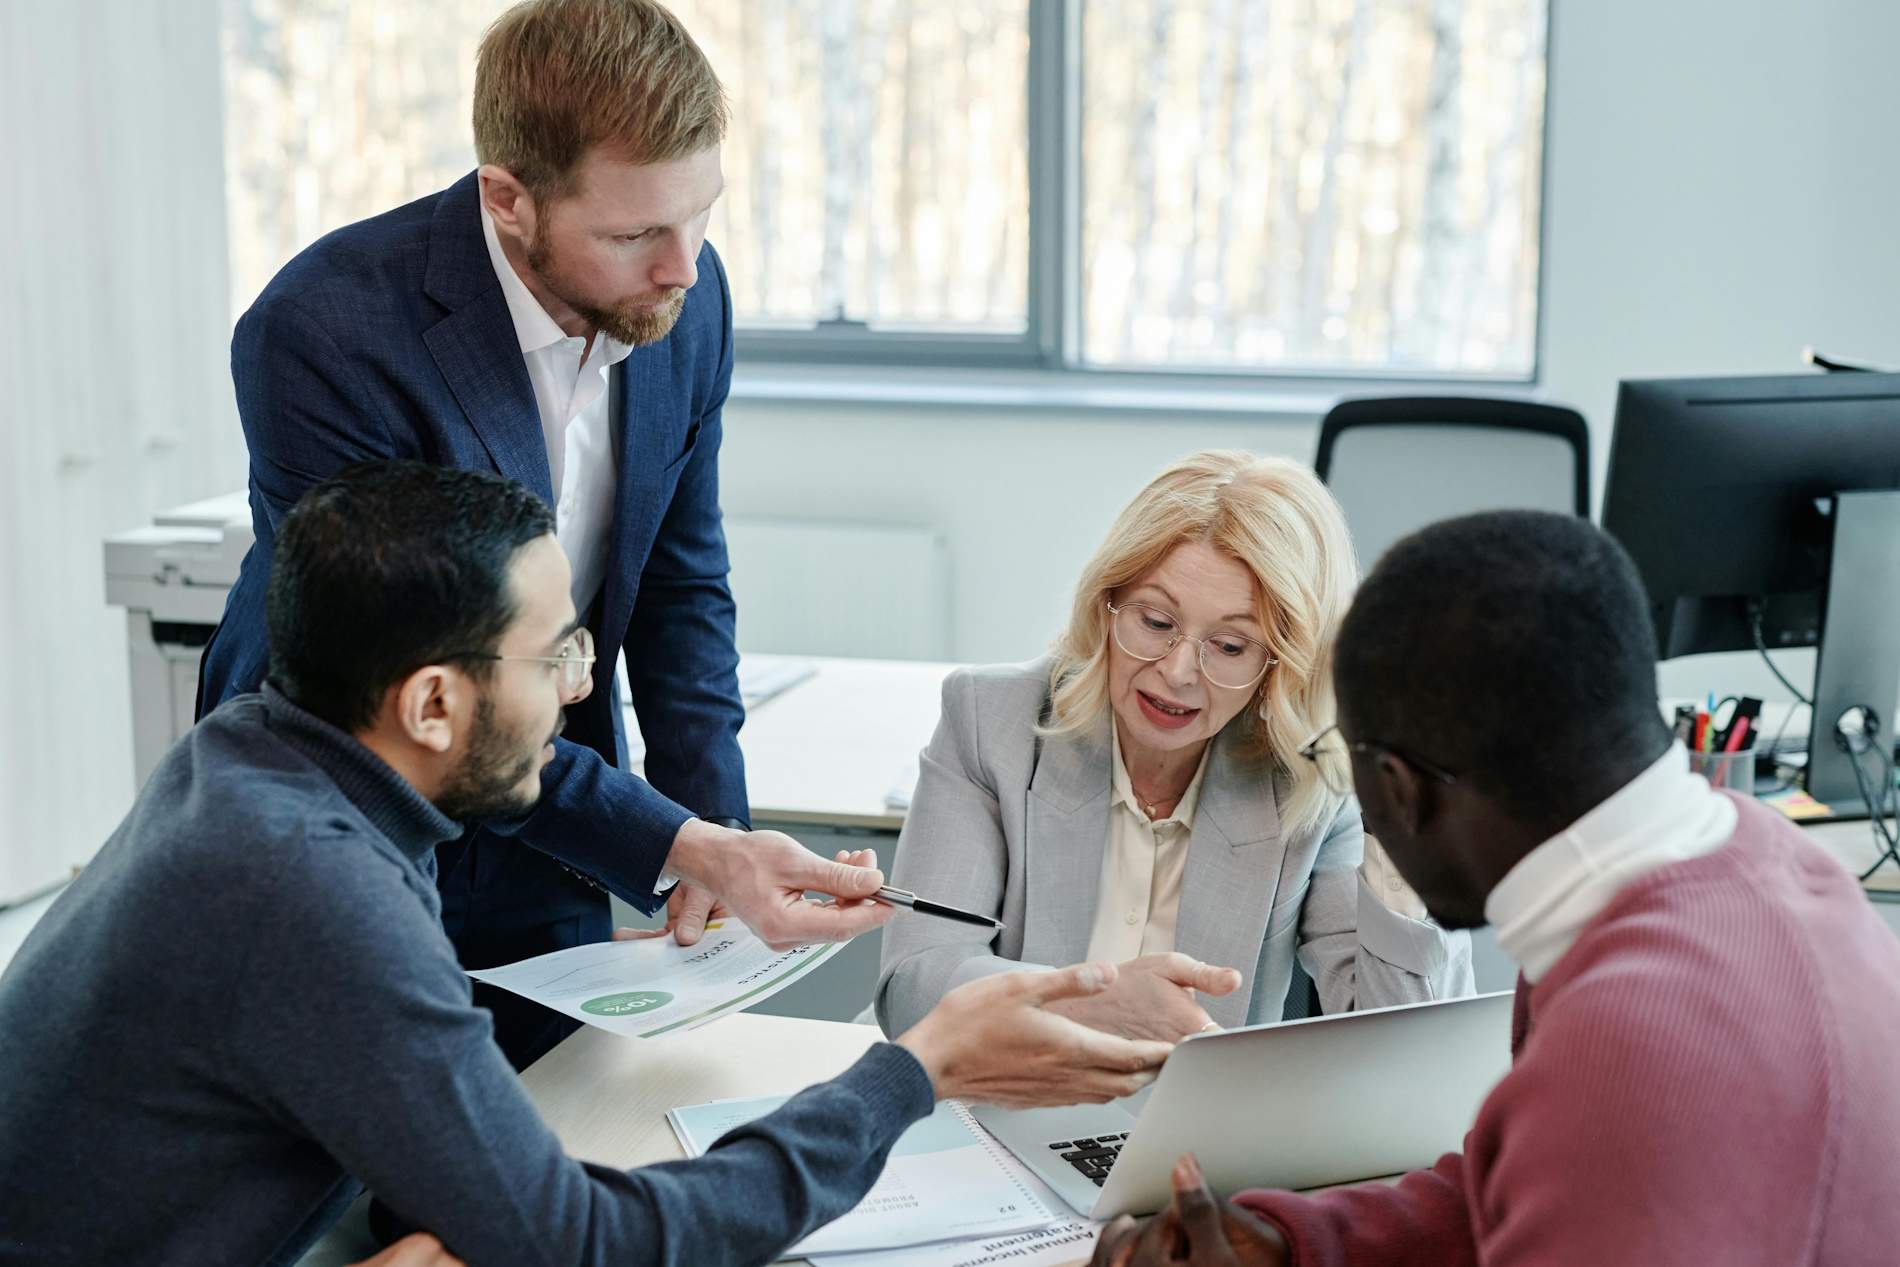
[671,0,1031,333]
[221,0,495,318]
[1081,0,1547,375]
[220,0,1546,377]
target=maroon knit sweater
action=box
[1237,796,1900,1266]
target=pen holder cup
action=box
[1690,744,1758,795]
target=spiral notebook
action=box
[666,1094,1062,1256]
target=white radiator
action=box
[723,517,950,660]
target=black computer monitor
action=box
[1601,372,1900,808]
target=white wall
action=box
[722,405,1314,664]
[720,0,1900,707]
[0,4,243,902]
[1540,0,1900,489]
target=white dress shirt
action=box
[481,208,632,611]
[1084,721,1212,963]
[1486,741,1738,983]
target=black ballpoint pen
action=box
[873,885,1006,930]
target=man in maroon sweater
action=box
[1093,510,1900,1267]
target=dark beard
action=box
[433,694,548,823]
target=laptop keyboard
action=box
[1046,1133,1128,1186]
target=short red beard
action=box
[588,287,687,347]
[526,232,687,347]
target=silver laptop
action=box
[972,989,1514,1219]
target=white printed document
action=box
[668,1095,1064,1256]
[805,1220,1100,1267]
[467,922,840,1040]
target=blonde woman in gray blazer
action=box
[877,452,1473,1041]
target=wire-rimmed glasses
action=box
[1297,723,1459,796]
[1106,601,1276,690]
[450,626,597,700]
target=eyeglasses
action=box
[449,626,597,700]
[1106,601,1277,690]
[1297,723,1459,796]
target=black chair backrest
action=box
[1313,396,1590,516]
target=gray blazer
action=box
[875,660,1473,1036]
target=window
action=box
[221,0,497,320]
[221,0,1547,380]
[1080,0,1547,377]
[672,2,1031,341]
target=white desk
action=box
[729,656,956,832]
[627,655,956,833]
[520,1012,878,1168]
[1803,819,1900,904]
[516,1013,1104,1267]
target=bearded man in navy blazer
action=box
[199,0,893,1070]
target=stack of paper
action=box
[806,1220,1100,1267]
[669,1094,1098,1262]
[737,655,821,709]
[616,654,818,710]
[619,654,819,767]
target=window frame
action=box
[732,0,1072,371]
[725,0,1552,386]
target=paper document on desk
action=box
[669,1095,1063,1256]
[617,654,817,710]
[466,922,840,1040]
[619,656,817,767]
[738,655,820,709]
[884,755,919,812]
[804,1219,1099,1267]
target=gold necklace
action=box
[1129,776,1188,820]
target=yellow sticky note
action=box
[1765,789,1832,821]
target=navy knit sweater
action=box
[0,686,932,1265]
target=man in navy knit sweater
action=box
[0,463,1177,1266]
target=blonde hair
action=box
[1045,450,1358,838]
[473,0,729,204]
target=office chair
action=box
[1313,396,1591,570]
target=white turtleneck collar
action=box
[1484,742,1738,984]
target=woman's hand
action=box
[1046,952,1242,1042]
[896,963,1174,1107]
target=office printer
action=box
[102,491,254,790]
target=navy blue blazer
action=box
[198,172,748,917]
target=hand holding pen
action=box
[833,851,1005,929]
[873,885,1006,930]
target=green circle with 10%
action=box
[581,990,675,1017]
